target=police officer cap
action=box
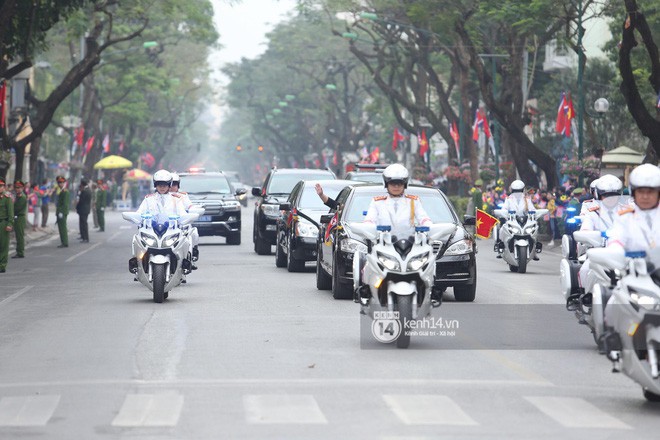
[510,180,525,193]
[383,164,409,188]
[0,178,5,185]
[595,174,622,198]
[572,187,584,195]
[474,179,483,186]
[629,163,660,192]
[96,179,104,185]
[14,180,25,188]
[56,175,67,183]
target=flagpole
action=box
[576,0,585,186]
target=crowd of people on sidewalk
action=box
[467,175,631,246]
[0,175,118,273]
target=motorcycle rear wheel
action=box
[152,264,166,303]
[396,295,412,349]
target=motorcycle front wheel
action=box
[152,264,166,303]
[396,295,412,349]
[516,245,528,274]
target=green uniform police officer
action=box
[55,176,70,248]
[12,180,27,258]
[0,178,14,273]
[95,179,106,232]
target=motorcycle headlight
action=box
[261,204,280,217]
[407,252,431,271]
[163,233,181,247]
[524,225,537,234]
[630,289,660,311]
[444,239,474,256]
[296,221,318,238]
[140,232,157,247]
[340,238,367,254]
[377,252,400,271]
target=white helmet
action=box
[153,169,173,188]
[589,178,600,197]
[171,172,180,184]
[629,163,660,193]
[383,164,409,188]
[595,174,622,198]
[510,180,525,193]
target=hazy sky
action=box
[207,0,298,131]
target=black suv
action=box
[317,184,477,301]
[178,171,246,245]
[252,168,336,255]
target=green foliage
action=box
[448,195,469,218]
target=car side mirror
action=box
[235,188,247,196]
[279,202,292,211]
[251,187,262,197]
[320,214,334,224]
[463,215,476,226]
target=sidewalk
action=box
[8,224,58,255]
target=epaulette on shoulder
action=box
[588,206,600,212]
[179,191,188,195]
[145,193,155,198]
[171,193,181,198]
[373,195,387,201]
[405,194,419,200]
[618,206,634,215]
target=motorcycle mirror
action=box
[251,187,262,197]
[349,222,378,240]
[587,246,626,270]
[122,212,142,225]
[320,214,334,224]
[279,202,292,211]
[428,223,456,242]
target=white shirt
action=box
[501,193,535,215]
[171,191,193,211]
[364,194,431,239]
[580,198,630,232]
[608,205,659,252]
[137,192,187,217]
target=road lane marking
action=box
[106,231,122,242]
[524,396,631,429]
[383,395,477,426]
[111,392,183,427]
[0,378,554,388]
[65,242,102,263]
[0,286,34,308]
[0,395,60,426]
[244,395,327,424]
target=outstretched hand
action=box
[315,183,323,197]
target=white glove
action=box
[58,213,63,219]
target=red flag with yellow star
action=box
[475,209,499,239]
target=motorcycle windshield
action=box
[151,214,170,237]
[516,215,529,226]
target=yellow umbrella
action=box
[124,168,152,180]
[93,155,133,169]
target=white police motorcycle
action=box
[351,222,456,348]
[493,208,548,273]
[589,246,660,401]
[123,211,198,303]
[560,230,616,346]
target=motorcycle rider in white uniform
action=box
[494,180,535,257]
[577,174,626,288]
[137,170,187,217]
[608,164,660,252]
[170,172,200,262]
[364,164,432,239]
[580,178,600,215]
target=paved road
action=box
[0,206,657,439]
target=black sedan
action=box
[276,180,362,272]
[316,184,477,301]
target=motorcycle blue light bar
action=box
[377,225,391,231]
[415,226,430,232]
[625,251,647,258]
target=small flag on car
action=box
[475,209,499,239]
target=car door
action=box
[320,187,351,274]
